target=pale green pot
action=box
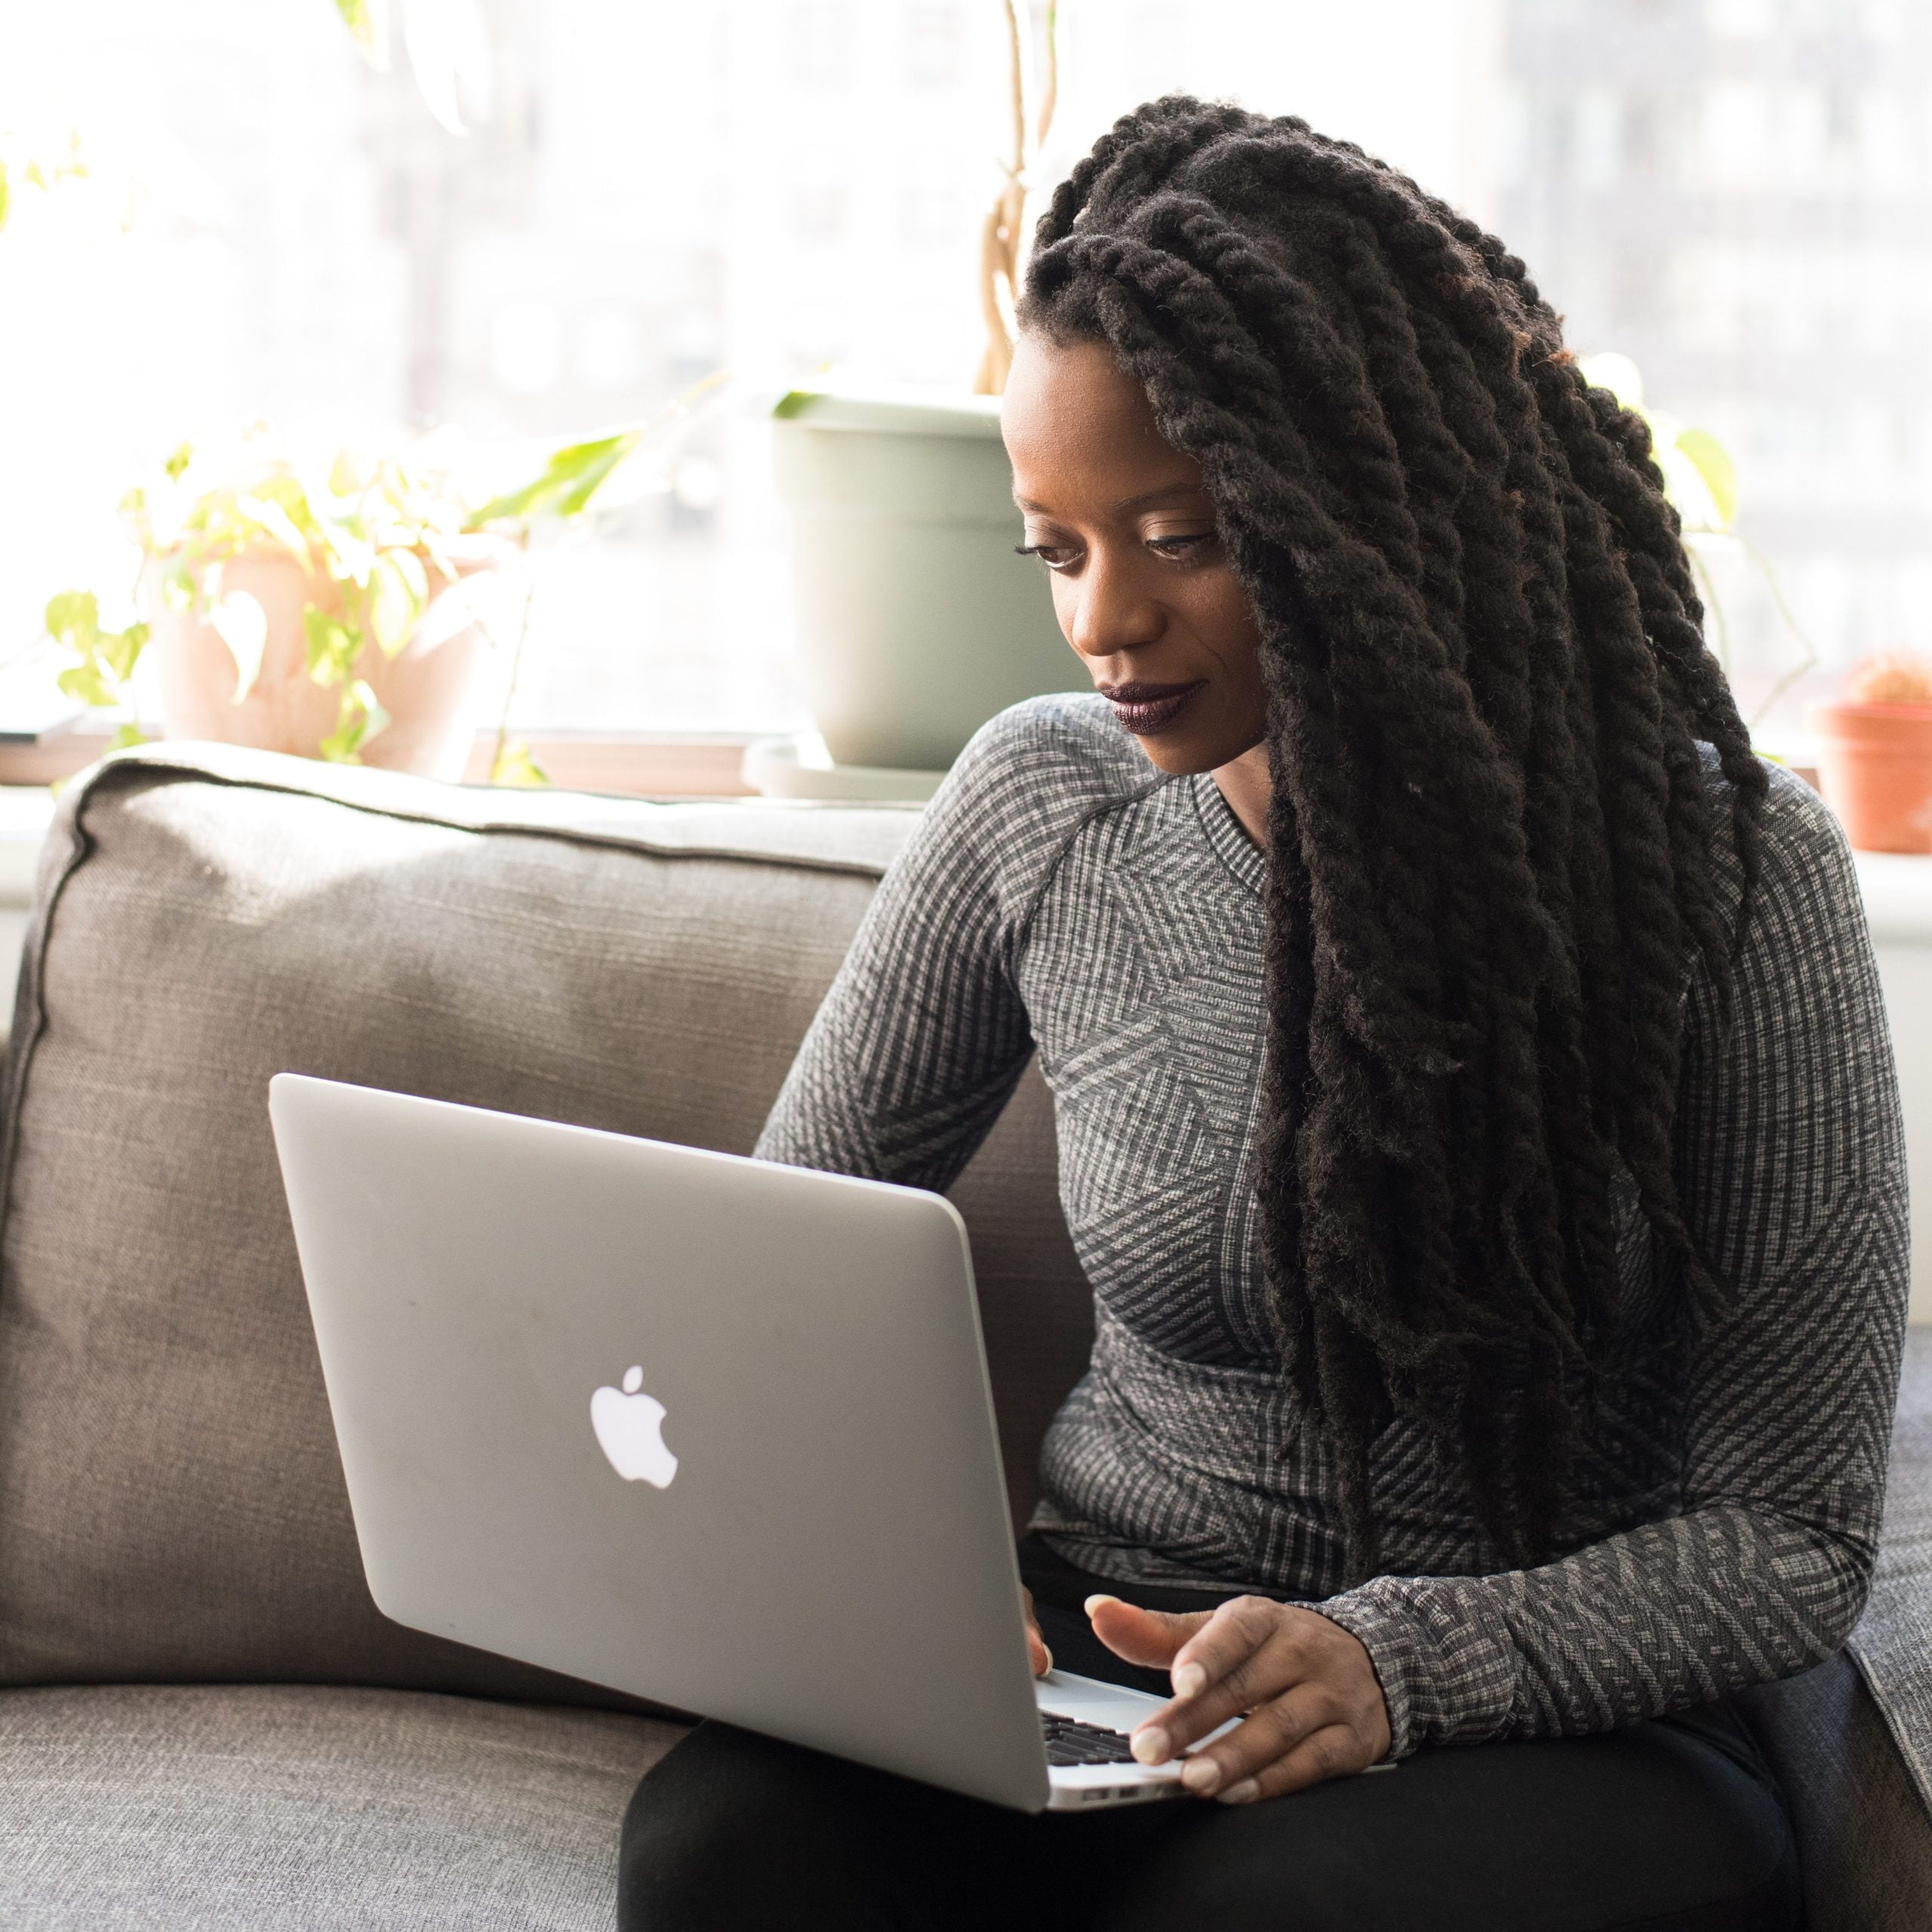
[771,388,1080,774]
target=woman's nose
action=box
[1063,552,1161,662]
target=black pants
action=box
[618,1540,1801,1931]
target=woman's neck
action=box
[1211,743,1270,850]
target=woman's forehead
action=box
[1003,334,1201,506]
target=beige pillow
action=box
[0,746,1088,1702]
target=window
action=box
[2,0,1927,752]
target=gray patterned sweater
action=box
[756,694,1910,1758]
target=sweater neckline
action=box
[1189,773,1266,897]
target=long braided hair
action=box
[1018,97,1767,1575]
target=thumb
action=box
[1021,1586,1052,1678]
[1084,1595,1214,1669]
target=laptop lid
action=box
[269,1074,1050,1810]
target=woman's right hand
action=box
[1023,1587,1053,1676]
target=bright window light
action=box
[1,0,1927,743]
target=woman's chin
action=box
[1126,732,1227,778]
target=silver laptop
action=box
[268,1073,1209,1811]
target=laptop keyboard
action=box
[1041,1712,1138,1767]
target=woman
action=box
[620,97,1906,1929]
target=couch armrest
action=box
[1738,1654,1932,1931]
[1745,1329,1932,1927]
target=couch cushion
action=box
[0,1681,683,1928]
[1729,1331,1932,1926]
[1847,1327,1932,1805]
[0,744,1093,1700]
[1737,1651,1932,1932]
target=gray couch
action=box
[0,743,1923,1928]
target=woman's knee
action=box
[1098,1720,1797,1932]
[617,1721,913,1932]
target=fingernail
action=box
[1180,1756,1220,1795]
[1039,1647,1053,1675]
[1084,1594,1121,1617]
[1130,1726,1169,1765]
[1173,1661,1207,1700]
[1218,1778,1260,1806]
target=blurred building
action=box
[9,0,1924,738]
[1500,0,1932,733]
[349,0,1020,732]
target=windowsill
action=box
[0,729,760,798]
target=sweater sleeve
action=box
[1317,768,1911,1757]
[753,712,1046,1191]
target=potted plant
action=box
[1813,652,1932,854]
[43,436,512,780]
[766,1,1073,783]
[42,389,719,785]
[769,384,1074,778]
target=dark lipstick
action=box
[1098,679,1207,735]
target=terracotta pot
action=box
[144,538,509,780]
[1812,700,1932,854]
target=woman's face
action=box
[1001,331,1268,778]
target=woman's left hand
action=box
[1086,1592,1391,1804]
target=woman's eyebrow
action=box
[1012,481,1209,515]
[1112,481,1211,512]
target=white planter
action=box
[772,388,1078,774]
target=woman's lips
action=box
[1099,680,1208,735]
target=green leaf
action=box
[162,558,196,612]
[233,491,313,568]
[44,590,100,651]
[0,165,11,236]
[355,681,390,741]
[328,448,368,497]
[321,521,376,590]
[103,621,149,684]
[318,715,365,763]
[367,549,426,656]
[208,594,266,699]
[466,432,641,528]
[118,488,153,549]
[162,441,193,481]
[1674,427,1737,531]
[303,605,361,687]
[57,663,115,707]
[253,470,320,531]
[490,739,550,787]
[319,678,389,763]
[388,546,429,602]
[332,0,386,66]
[771,389,821,421]
[112,724,146,752]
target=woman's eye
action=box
[1148,532,1214,559]
[1016,542,1081,572]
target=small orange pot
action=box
[1811,700,1932,854]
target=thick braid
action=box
[1034,97,1253,251]
[1175,122,1735,1253]
[1077,247,1588,1561]
[1423,212,1766,945]
[1020,100,1764,1572]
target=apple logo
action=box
[590,1365,678,1488]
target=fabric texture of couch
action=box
[0,741,1924,1927]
